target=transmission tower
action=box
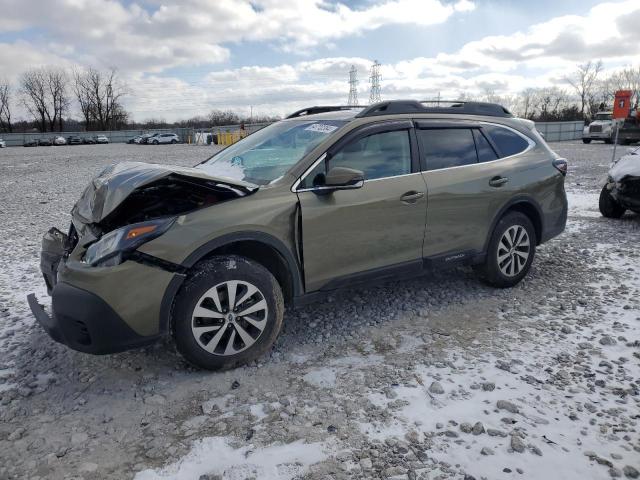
[369,60,382,104]
[347,65,359,106]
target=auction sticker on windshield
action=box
[304,123,339,134]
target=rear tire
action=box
[604,138,613,144]
[582,138,592,144]
[172,255,284,370]
[599,185,626,218]
[474,212,536,288]
[171,139,177,144]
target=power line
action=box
[369,60,381,104]
[347,65,359,106]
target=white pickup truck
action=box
[583,112,614,144]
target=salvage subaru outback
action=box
[28,100,568,370]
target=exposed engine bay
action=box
[69,162,258,244]
[98,175,247,232]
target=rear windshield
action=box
[198,120,347,185]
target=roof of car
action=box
[283,108,362,121]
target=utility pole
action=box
[348,65,359,106]
[369,60,382,104]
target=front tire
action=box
[582,138,592,144]
[172,256,284,370]
[475,212,536,288]
[599,185,626,218]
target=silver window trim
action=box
[418,122,536,173]
[292,120,537,191]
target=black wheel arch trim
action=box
[484,195,545,251]
[158,231,303,334]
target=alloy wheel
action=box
[191,280,268,356]
[497,225,530,277]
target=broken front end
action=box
[606,151,640,213]
[28,162,257,354]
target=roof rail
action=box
[355,100,513,118]
[286,106,359,119]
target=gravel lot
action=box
[0,141,638,480]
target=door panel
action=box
[418,124,537,257]
[421,160,516,256]
[298,173,428,291]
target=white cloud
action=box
[0,0,474,72]
[119,0,640,120]
[3,0,640,121]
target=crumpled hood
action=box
[609,149,640,182]
[71,161,258,225]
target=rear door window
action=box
[482,125,530,157]
[417,128,478,171]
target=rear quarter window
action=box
[483,125,531,157]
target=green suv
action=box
[28,100,568,370]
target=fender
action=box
[484,195,545,251]
[157,231,304,334]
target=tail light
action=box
[553,158,567,176]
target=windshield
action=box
[595,113,612,120]
[198,119,347,185]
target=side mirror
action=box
[324,167,365,190]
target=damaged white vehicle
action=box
[600,146,640,217]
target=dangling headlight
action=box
[84,217,176,267]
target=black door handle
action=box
[400,191,425,203]
[489,176,509,187]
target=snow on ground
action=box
[135,438,330,480]
[0,141,638,480]
[567,190,601,218]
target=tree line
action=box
[0,66,129,133]
[0,65,279,134]
[459,62,640,122]
[1,61,640,134]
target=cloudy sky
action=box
[1,0,639,121]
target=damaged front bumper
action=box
[28,227,175,354]
[606,177,640,212]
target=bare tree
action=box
[607,66,640,104]
[71,67,128,130]
[565,60,603,120]
[20,67,70,132]
[20,68,49,132]
[208,109,241,126]
[0,79,12,132]
[72,67,94,128]
[46,68,69,131]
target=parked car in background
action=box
[82,137,96,145]
[28,100,568,370]
[0,138,6,148]
[128,135,142,144]
[24,139,39,147]
[95,135,109,144]
[140,133,155,144]
[67,136,83,145]
[38,138,53,147]
[150,133,179,144]
[53,136,67,146]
